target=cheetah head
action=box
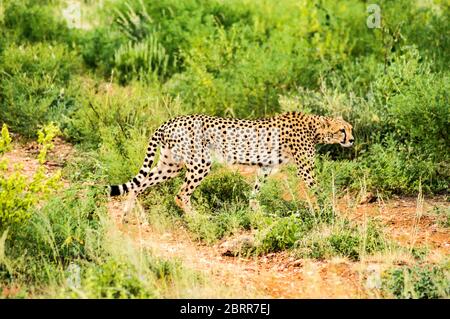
[319,116,354,147]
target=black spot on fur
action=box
[140,170,148,177]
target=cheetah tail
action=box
[109,132,161,197]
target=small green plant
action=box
[79,259,156,298]
[0,124,12,154]
[0,124,61,230]
[195,169,251,211]
[293,219,387,260]
[113,35,170,84]
[383,263,450,299]
[430,206,450,228]
[256,215,306,254]
[36,123,60,164]
[328,231,360,261]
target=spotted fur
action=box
[110,112,354,214]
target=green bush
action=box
[362,139,449,194]
[256,215,306,253]
[195,169,251,211]
[388,73,449,159]
[113,35,170,84]
[79,259,156,298]
[77,28,128,75]
[0,43,82,137]
[3,0,70,43]
[383,263,450,299]
[0,180,107,285]
[0,125,61,231]
[0,124,13,154]
[183,204,253,244]
[294,220,387,260]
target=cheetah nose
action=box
[349,138,354,144]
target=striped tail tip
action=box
[110,185,121,196]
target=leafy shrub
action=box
[315,157,365,192]
[0,124,12,154]
[388,72,449,159]
[213,206,252,238]
[362,139,449,194]
[195,169,250,211]
[0,43,82,137]
[113,35,170,84]
[294,220,387,260]
[0,182,106,284]
[256,215,306,253]
[183,204,253,244]
[80,259,156,298]
[77,28,128,74]
[0,125,61,230]
[3,0,70,43]
[383,263,450,299]
[328,231,360,260]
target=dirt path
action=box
[107,197,448,298]
[108,199,369,298]
[4,141,449,298]
[339,195,449,261]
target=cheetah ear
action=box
[336,115,343,120]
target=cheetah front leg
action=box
[295,158,315,189]
[293,152,319,209]
[249,166,273,210]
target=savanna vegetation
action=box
[0,0,448,298]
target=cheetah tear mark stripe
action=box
[109,131,161,196]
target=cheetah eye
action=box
[340,129,345,133]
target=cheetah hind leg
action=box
[174,195,194,215]
[123,155,184,225]
[249,166,273,211]
[121,191,137,224]
[175,161,211,215]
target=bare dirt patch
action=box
[338,195,449,260]
[2,136,74,184]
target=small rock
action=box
[220,234,255,256]
[288,259,303,268]
[359,192,377,204]
[365,264,382,290]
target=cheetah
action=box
[109,112,354,214]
